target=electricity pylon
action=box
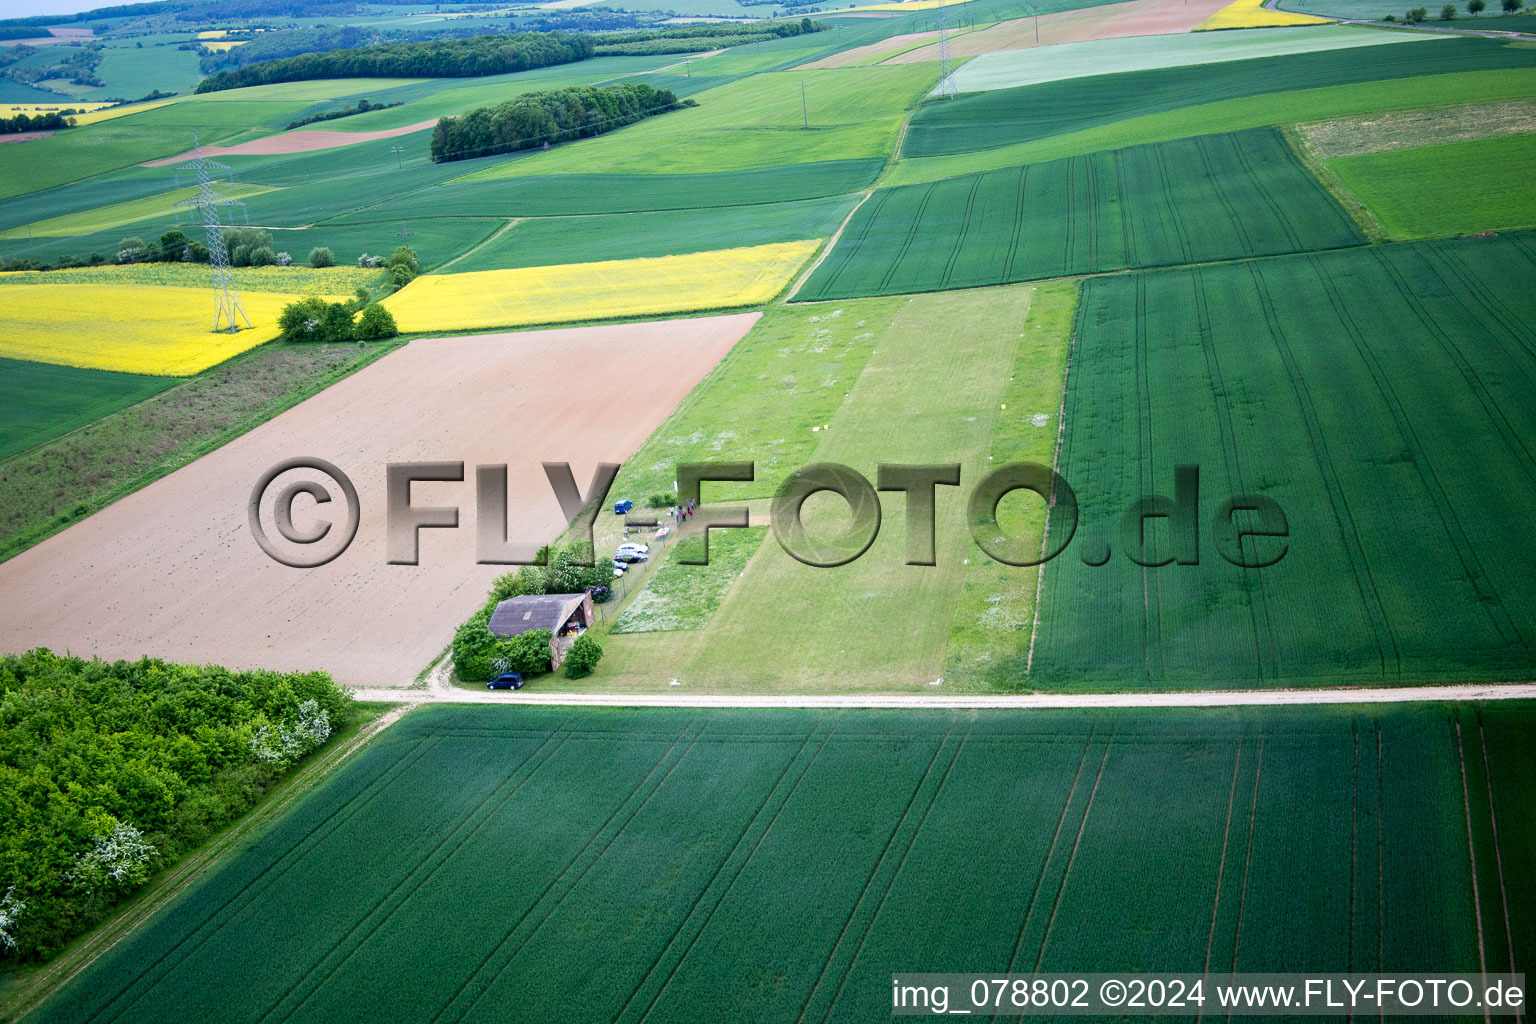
[173,137,251,334]
[936,3,957,99]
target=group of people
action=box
[669,498,698,524]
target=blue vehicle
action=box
[487,672,525,690]
[613,499,634,515]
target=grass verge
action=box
[0,339,404,563]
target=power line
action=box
[390,144,405,169]
[173,135,251,335]
[936,3,957,99]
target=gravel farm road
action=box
[350,675,1536,709]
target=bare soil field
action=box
[142,120,438,166]
[0,132,54,144]
[885,0,1232,62]
[0,314,759,685]
[796,30,940,69]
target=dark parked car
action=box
[614,499,633,515]
[487,672,525,690]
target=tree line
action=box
[0,110,73,135]
[592,17,824,55]
[430,82,688,162]
[196,30,593,92]
[0,649,351,961]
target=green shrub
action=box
[308,246,334,268]
[353,302,398,340]
[562,633,603,678]
[647,493,673,508]
[0,649,348,960]
[248,245,277,267]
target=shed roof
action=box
[488,593,586,637]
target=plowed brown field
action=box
[0,314,759,685]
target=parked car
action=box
[613,499,633,515]
[487,672,524,690]
[614,544,649,563]
[617,542,650,556]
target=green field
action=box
[30,702,1531,1024]
[460,64,940,179]
[1032,231,1536,688]
[1328,132,1536,238]
[334,159,885,219]
[887,66,1536,185]
[901,36,1536,160]
[0,357,173,461]
[946,25,1431,94]
[798,129,1364,301]
[444,196,857,272]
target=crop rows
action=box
[1033,231,1536,688]
[34,703,1523,1024]
[901,36,1536,160]
[797,128,1363,300]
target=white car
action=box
[614,543,649,563]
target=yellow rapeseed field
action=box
[383,240,822,334]
[200,40,248,51]
[1196,0,1332,29]
[0,102,114,118]
[69,100,179,126]
[0,265,384,376]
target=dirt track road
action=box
[352,674,1536,708]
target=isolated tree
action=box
[1440,3,1457,15]
[308,246,334,268]
[1467,0,1486,13]
[1503,0,1522,12]
[1405,6,1428,20]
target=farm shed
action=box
[488,593,595,669]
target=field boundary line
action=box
[434,217,521,273]
[786,189,874,300]
[1202,738,1245,985]
[620,718,841,1024]
[1024,281,1081,677]
[1227,738,1264,990]
[349,682,1536,708]
[3,704,414,1024]
[1453,717,1491,1019]
[1477,719,1521,1010]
